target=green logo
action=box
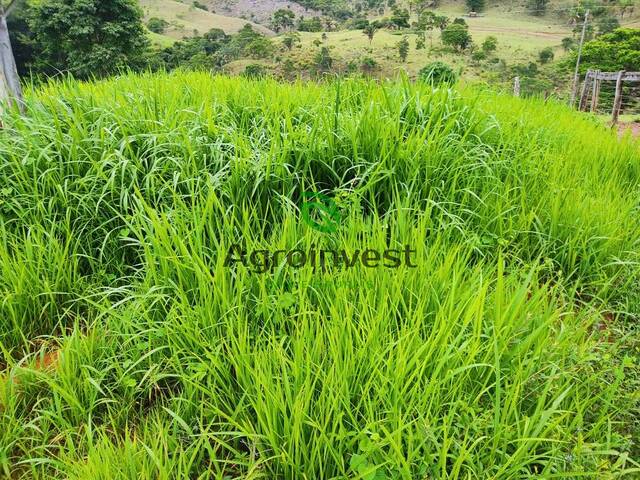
[301,191,340,233]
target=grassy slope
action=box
[266,0,575,80]
[140,0,639,80]
[0,72,639,478]
[139,0,274,45]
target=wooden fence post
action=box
[578,70,592,111]
[611,70,624,124]
[513,76,520,97]
[590,70,600,113]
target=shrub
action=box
[472,50,486,63]
[482,35,497,54]
[418,61,457,85]
[397,36,410,62]
[147,17,169,34]
[192,1,208,10]
[244,63,267,78]
[441,23,472,51]
[314,46,333,71]
[538,47,554,64]
[561,37,575,51]
[361,56,378,73]
[465,0,485,12]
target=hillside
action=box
[205,0,323,25]
[139,0,274,42]
[138,0,639,87]
[0,71,638,478]
[272,19,569,81]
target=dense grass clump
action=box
[0,71,639,478]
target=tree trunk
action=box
[0,7,24,114]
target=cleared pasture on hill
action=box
[0,72,638,478]
[139,0,274,39]
[291,27,566,80]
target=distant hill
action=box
[204,0,323,26]
[138,0,275,42]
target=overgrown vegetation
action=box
[0,71,638,478]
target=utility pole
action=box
[569,9,590,108]
[0,0,24,114]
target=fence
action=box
[579,70,640,123]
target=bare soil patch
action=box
[617,122,640,139]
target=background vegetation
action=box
[5,0,640,97]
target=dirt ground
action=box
[617,122,640,139]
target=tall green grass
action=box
[0,71,638,478]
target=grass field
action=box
[0,71,639,478]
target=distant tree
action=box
[527,0,550,16]
[204,28,228,47]
[538,47,554,63]
[314,46,333,71]
[417,11,437,47]
[282,32,301,50]
[147,17,169,34]
[574,28,640,73]
[322,32,328,41]
[272,8,295,32]
[298,16,323,32]
[351,18,371,29]
[245,37,274,59]
[213,24,268,65]
[597,16,620,35]
[410,0,431,14]
[416,36,425,49]
[453,17,467,26]
[363,22,379,44]
[561,37,575,51]
[390,6,410,28]
[6,1,38,76]
[435,15,449,32]
[482,35,497,54]
[397,36,410,61]
[418,61,457,84]
[28,0,149,78]
[465,0,485,13]
[441,23,472,51]
[183,51,212,69]
[155,28,229,70]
